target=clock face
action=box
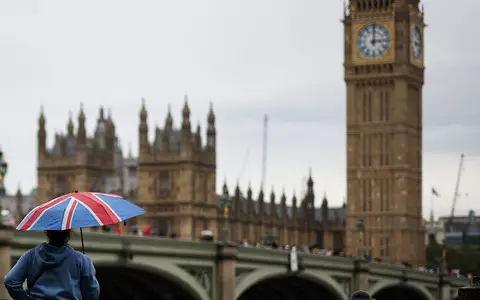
[411,26,422,61]
[357,24,391,58]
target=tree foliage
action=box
[426,235,480,275]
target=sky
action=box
[0,0,478,219]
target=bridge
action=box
[0,230,468,300]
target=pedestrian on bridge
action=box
[350,290,375,300]
[5,190,146,299]
[4,229,100,300]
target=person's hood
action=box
[34,242,72,268]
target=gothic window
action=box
[385,88,390,121]
[203,219,208,230]
[367,90,372,122]
[91,177,104,192]
[316,231,324,248]
[380,238,384,256]
[333,231,343,251]
[385,179,390,211]
[191,172,196,201]
[362,135,372,167]
[380,180,384,211]
[385,237,390,256]
[203,174,208,202]
[362,90,367,122]
[55,176,68,197]
[368,180,373,211]
[154,171,171,197]
[380,90,384,121]
[362,180,367,212]
[380,134,389,167]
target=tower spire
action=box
[206,102,216,152]
[77,103,86,146]
[38,105,46,158]
[67,111,74,136]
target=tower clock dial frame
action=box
[410,24,424,66]
[357,23,391,58]
[350,21,395,65]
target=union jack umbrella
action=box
[17,191,145,231]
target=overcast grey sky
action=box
[0,0,478,218]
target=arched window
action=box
[55,176,69,197]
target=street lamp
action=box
[220,185,232,242]
[0,149,7,197]
[356,217,365,259]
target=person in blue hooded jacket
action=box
[4,230,100,300]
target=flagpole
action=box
[430,192,434,219]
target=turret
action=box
[269,188,277,218]
[321,193,329,224]
[280,190,287,219]
[246,183,254,217]
[105,109,115,156]
[206,102,216,152]
[38,105,46,159]
[292,193,298,223]
[15,186,24,222]
[195,123,202,150]
[162,105,173,151]
[139,98,149,156]
[258,189,265,217]
[67,111,74,137]
[77,103,86,148]
[154,125,162,153]
[180,96,192,152]
[304,169,315,223]
[234,182,241,219]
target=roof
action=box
[216,193,345,222]
[152,129,181,152]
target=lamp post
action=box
[0,149,7,227]
[0,149,7,197]
[356,217,365,259]
[220,186,232,242]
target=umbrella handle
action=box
[80,228,85,254]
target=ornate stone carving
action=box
[153,171,171,198]
[179,266,213,297]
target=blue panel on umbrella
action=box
[95,194,145,222]
[71,202,102,229]
[29,198,71,231]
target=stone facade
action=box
[37,105,123,205]
[221,178,346,247]
[344,1,426,266]
[36,97,346,246]
[135,97,218,240]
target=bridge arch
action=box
[236,268,346,300]
[369,281,434,300]
[95,261,210,300]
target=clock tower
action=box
[344,0,425,266]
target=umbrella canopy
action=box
[17,191,145,231]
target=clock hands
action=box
[371,24,377,46]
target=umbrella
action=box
[17,191,146,253]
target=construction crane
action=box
[260,114,268,191]
[448,153,465,231]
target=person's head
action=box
[350,290,374,300]
[45,230,71,246]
